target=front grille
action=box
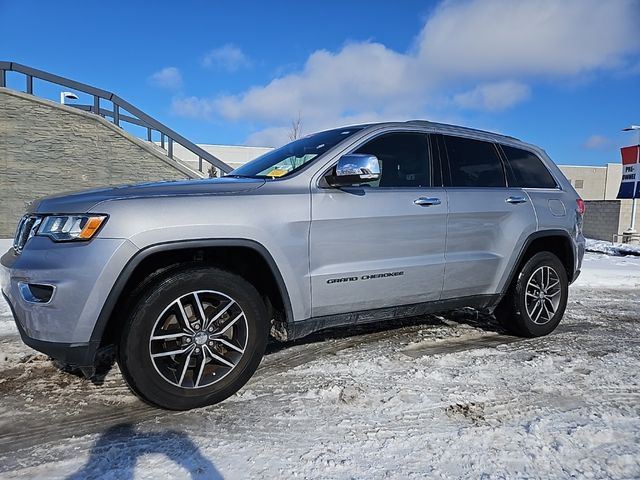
[13,215,41,254]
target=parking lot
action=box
[0,252,639,479]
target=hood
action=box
[30,177,266,213]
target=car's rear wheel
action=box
[494,251,568,337]
[118,266,268,410]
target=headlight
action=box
[37,215,108,242]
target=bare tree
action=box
[288,111,302,141]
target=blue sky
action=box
[1,0,639,166]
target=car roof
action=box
[333,120,523,145]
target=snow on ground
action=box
[0,301,14,336]
[0,245,639,478]
[586,238,640,257]
[576,250,640,290]
[0,240,17,336]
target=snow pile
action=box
[586,238,640,257]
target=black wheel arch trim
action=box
[500,229,577,298]
[89,238,294,351]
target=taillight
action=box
[576,198,586,215]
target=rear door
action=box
[309,131,447,317]
[437,134,536,299]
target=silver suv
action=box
[1,121,585,410]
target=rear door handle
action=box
[414,197,441,207]
[506,196,527,204]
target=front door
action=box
[309,131,448,318]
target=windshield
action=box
[229,127,364,178]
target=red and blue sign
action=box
[617,145,640,199]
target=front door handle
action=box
[506,196,528,204]
[414,197,441,207]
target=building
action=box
[558,164,638,242]
[558,164,622,200]
[171,143,273,174]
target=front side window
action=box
[229,127,364,179]
[353,132,430,188]
[443,135,506,188]
[501,145,557,189]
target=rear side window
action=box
[442,135,506,187]
[502,145,557,189]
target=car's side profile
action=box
[1,121,585,410]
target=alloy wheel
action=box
[524,266,562,325]
[149,290,248,389]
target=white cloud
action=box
[202,44,251,71]
[416,0,640,80]
[173,0,640,143]
[453,81,530,111]
[215,43,416,123]
[148,67,183,90]
[582,134,612,150]
[170,96,215,120]
[244,111,393,147]
[244,126,292,147]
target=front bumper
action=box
[1,237,138,366]
[3,291,98,366]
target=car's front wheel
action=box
[118,266,269,410]
[494,251,568,337]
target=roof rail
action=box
[405,119,520,142]
[0,61,232,175]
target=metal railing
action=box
[0,61,232,176]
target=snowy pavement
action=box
[586,238,640,257]
[0,245,639,478]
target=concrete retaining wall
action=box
[583,199,640,241]
[0,88,199,237]
[583,200,622,241]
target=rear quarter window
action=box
[502,145,557,189]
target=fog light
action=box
[18,282,55,304]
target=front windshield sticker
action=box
[266,168,288,177]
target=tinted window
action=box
[354,133,430,188]
[443,136,505,187]
[502,145,557,188]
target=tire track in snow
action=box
[0,318,446,455]
[0,303,604,457]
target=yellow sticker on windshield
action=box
[266,168,288,177]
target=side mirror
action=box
[326,154,380,187]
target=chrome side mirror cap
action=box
[326,154,380,187]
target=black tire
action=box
[117,266,269,410]
[494,251,568,337]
